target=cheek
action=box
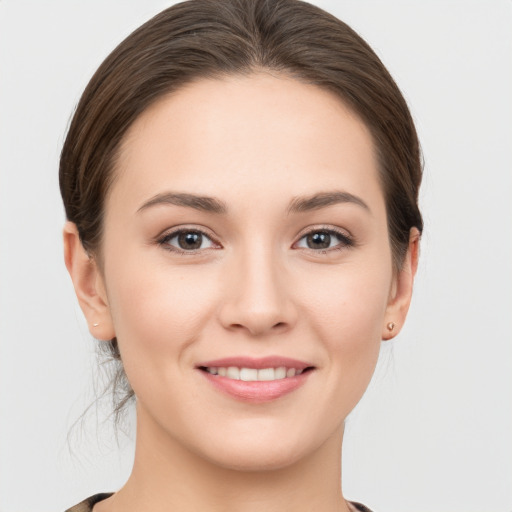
[300,261,391,405]
[302,258,391,338]
[103,257,221,380]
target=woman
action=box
[61,0,422,510]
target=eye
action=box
[295,229,353,251]
[159,229,217,252]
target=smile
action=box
[196,357,315,402]
[201,366,305,381]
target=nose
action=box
[218,246,297,337]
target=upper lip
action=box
[197,356,313,371]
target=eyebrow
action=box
[287,191,370,214]
[137,192,228,214]
[137,190,369,215]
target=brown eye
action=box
[161,229,216,252]
[306,232,331,249]
[295,229,353,251]
[178,231,203,250]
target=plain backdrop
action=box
[1,1,511,511]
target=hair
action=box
[60,0,423,422]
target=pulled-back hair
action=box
[60,0,423,420]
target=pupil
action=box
[178,232,202,250]
[307,232,330,249]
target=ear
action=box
[63,221,116,341]
[382,228,420,340]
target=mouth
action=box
[196,357,315,402]
[198,365,312,381]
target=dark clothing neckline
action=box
[66,493,374,512]
[65,493,113,512]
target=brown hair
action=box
[60,0,423,420]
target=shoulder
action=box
[65,493,113,512]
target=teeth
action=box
[240,368,258,381]
[204,366,306,381]
[275,366,286,379]
[226,366,240,380]
[258,368,275,381]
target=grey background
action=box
[1,1,511,511]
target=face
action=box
[83,73,413,470]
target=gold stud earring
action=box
[386,322,395,332]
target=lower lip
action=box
[199,370,312,403]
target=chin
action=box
[190,420,334,473]
[201,442,307,472]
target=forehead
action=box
[111,72,384,214]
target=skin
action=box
[64,72,419,512]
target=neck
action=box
[104,406,350,512]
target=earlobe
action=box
[382,228,420,340]
[63,221,116,341]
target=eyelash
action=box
[157,227,219,255]
[157,226,354,255]
[294,226,354,253]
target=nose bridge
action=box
[219,238,295,336]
